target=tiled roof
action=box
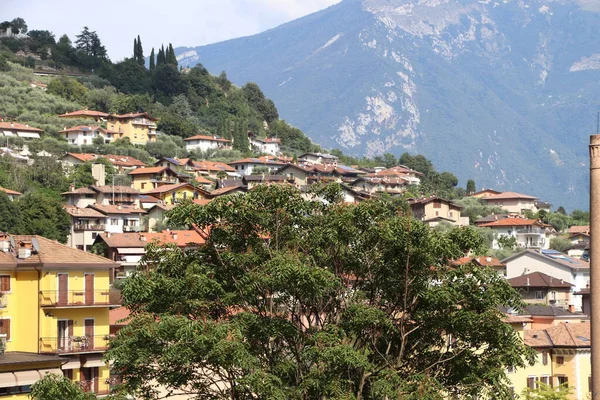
[568,225,590,235]
[193,198,212,206]
[524,305,580,317]
[195,175,212,185]
[128,166,169,175]
[502,249,589,271]
[183,134,231,143]
[142,183,195,195]
[0,235,116,268]
[507,272,573,288]
[408,197,462,209]
[63,153,96,162]
[503,314,533,324]
[524,329,553,347]
[90,185,140,194]
[0,186,21,196]
[228,157,286,166]
[474,214,511,224]
[545,322,591,347]
[140,195,160,203]
[89,204,146,215]
[58,125,104,133]
[62,187,96,195]
[453,256,504,268]
[479,217,541,227]
[366,165,423,177]
[98,230,206,248]
[192,161,236,172]
[252,137,281,144]
[210,186,247,196]
[482,191,538,200]
[148,203,175,212]
[58,109,109,118]
[64,205,105,218]
[243,175,287,182]
[62,153,146,167]
[0,122,43,133]
[109,307,131,326]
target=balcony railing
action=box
[516,228,544,235]
[39,290,117,307]
[39,335,110,354]
[122,225,143,232]
[73,224,105,231]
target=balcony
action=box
[122,225,143,232]
[39,290,119,308]
[73,224,105,232]
[516,228,544,235]
[80,380,110,395]
[39,335,110,354]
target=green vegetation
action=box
[107,185,534,399]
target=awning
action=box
[117,248,145,254]
[225,171,240,177]
[14,370,41,386]
[60,358,81,370]
[17,132,41,139]
[2,131,14,137]
[82,354,105,368]
[0,372,17,388]
[38,368,63,377]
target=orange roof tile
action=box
[184,134,231,143]
[195,176,212,185]
[192,161,236,173]
[483,191,538,201]
[99,230,206,248]
[109,307,131,326]
[110,112,157,121]
[142,183,196,195]
[0,122,43,133]
[128,166,170,175]
[479,217,542,227]
[0,186,21,196]
[58,109,109,118]
[568,225,590,235]
[193,198,212,206]
[453,256,504,268]
[89,204,146,215]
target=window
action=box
[506,365,515,374]
[141,183,146,190]
[557,376,568,387]
[526,377,536,389]
[535,291,544,300]
[449,211,453,218]
[551,291,557,300]
[0,319,10,340]
[111,218,118,226]
[540,376,550,386]
[0,275,10,292]
[556,356,565,365]
[64,369,73,381]
[91,233,97,239]
[542,351,548,366]
[435,211,439,216]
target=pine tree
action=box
[149,48,155,71]
[136,35,144,66]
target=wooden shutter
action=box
[0,319,10,340]
[68,320,74,337]
[0,276,9,292]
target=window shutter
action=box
[0,276,9,292]
[0,319,10,340]
[68,320,74,337]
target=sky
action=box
[2,0,342,61]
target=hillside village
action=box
[0,17,595,400]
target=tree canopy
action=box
[107,185,533,400]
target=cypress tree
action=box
[149,48,155,71]
[167,43,177,66]
[157,45,165,65]
[133,37,138,59]
[136,35,144,66]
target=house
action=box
[452,256,506,276]
[63,185,141,209]
[142,183,209,206]
[0,186,21,201]
[192,161,238,179]
[88,204,146,234]
[209,185,248,198]
[60,153,147,173]
[568,242,589,260]
[242,175,287,190]
[0,233,119,396]
[350,176,410,195]
[183,134,232,152]
[0,122,43,139]
[64,206,107,252]
[407,197,469,227]
[507,272,574,309]
[58,109,109,122]
[58,126,116,145]
[523,305,588,329]
[128,167,180,191]
[94,229,206,278]
[479,191,538,214]
[146,204,175,232]
[228,157,286,176]
[298,152,339,166]
[478,217,555,250]
[154,157,196,173]
[467,188,503,198]
[575,288,590,316]
[249,134,281,155]
[568,226,589,235]
[363,165,422,185]
[105,112,158,145]
[502,249,590,312]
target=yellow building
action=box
[128,166,181,191]
[0,234,119,397]
[509,322,591,399]
[142,183,209,206]
[106,112,158,145]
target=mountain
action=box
[175,0,600,209]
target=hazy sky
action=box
[2,0,342,61]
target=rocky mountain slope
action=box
[175,0,600,209]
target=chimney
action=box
[107,232,111,237]
[172,232,178,240]
[17,241,32,259]
[569,304,575,313]
[526,277,530,286]
[486,256,492,263]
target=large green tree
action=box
[107,185,533,399]
[17,192,70,243]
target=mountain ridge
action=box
[175,0,600,209]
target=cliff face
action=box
[176,0,600,208]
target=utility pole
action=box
[590,134,600,398]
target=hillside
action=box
[174,0,600,209]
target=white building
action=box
[250,136,281,155]
[59,125,115,145]
[298,152,339,166]
[502,249,590,312]
[479,217,556,250]
[184,134,232,152]
[228,157,286,176]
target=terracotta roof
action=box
[243,175,287,183]
[545,322,591,347]
[64,205,105,218]
[366,165,423,177]
[0,186,21,196]
[479,217,542,227]
[90,185,140,194]
[89,204,146,215]
[140,195,160,203]
[195,175,212,185]
[408,197,462,209]
[59,109,109,118]
[142,183,196,195]
[0,235,117,268]
[192,161,236,172]
[482,191,538,201]
[468,189,503,196]
[184,134,231,143]
[128,166,169,175]
[62,187,96,195]
[109,307,131,326]
[524,329,553,347]
[453,256,504,268]
[63,153,96,162]
[109,112,157,121]
[252,137,281,144]
[58,125,104,133]
[148,203,175,212]
[0,122,43,133]
[503,314,533,324]
[98,230,206,248]
[507,272,573,288]
[193,198,212,206]
[210,186,247,196]
[568,226,590,235]
[228,157,286,166]
[102,155,146,167]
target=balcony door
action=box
[57,273,68,306]
[84,319,94,350]
[84,274,94,305]
[80,366,99,393]
[57,320,73,352]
